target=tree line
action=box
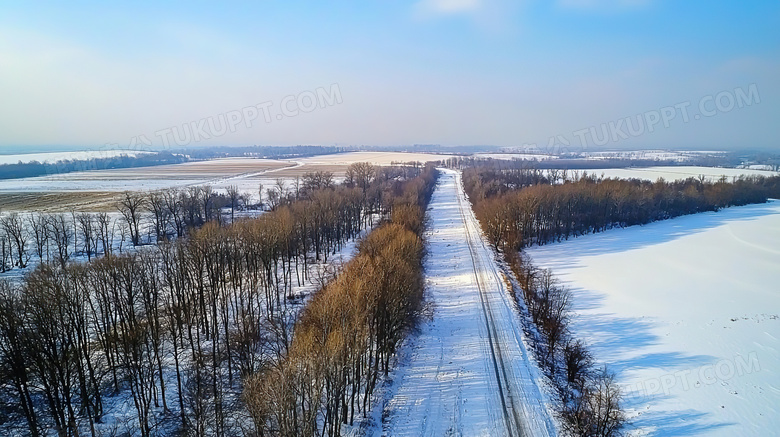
[505,251,625,436]
[0,152,188,181]
[0,164,416,275]
[0,185,239,275]
[463,163,780,251]
[435,153,741,171]
[244,165,438,437]
[0,163,432,436]
[462,162,780,436]
[181,146,343,161]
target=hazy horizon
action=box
[1,1,778,152]
[2,144,777,157]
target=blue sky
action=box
[0,0,778,151]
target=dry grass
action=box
[268,152,451,178]
[0,192,122,213]
[47,158,294,181]
[0,153,452,212]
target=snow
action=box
[474,153,559,161]
[0,152,447,199]
[573,166,779,182]
[0,150,153,165]
[376,169,556,436]
[0,175,204,192]
[527,200,780,436]
[0,158,298,194]
[293,151,452,166]
[581,150,727,162]
[743,164,776,171]
[0,211,372,435]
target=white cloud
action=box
[557,0,651,11]
[411,0,521,34]
[414,0,483,16]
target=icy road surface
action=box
[378,169,556,436]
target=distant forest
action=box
[0,146,346,181]
[0,152,188,180]
[180,145,344,160]
[439,154,743,170]
[461,162,780,251]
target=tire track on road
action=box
[455,172,528,437]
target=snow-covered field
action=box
[292,151,451,166]
[576,166,779,182]
[0,157,294,193]
[0,149,152,165]
[0,152,448,194]
[473,153,559,161]
[0,151,452,211]
[527,200,780,436]
[376,170,556,436]
[474,150,730,163]
[581,150,726,162]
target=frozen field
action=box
[527,200,780,436]
[236,151,452,194]
[581,150,726,162]
[576,166,778,182]
[474,153,559,161]
[0,151,451,211]
[0,157,294,192]
[0,149,152,165]
[292,151,450,167]
[0,152,450,192]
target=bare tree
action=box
[563,368,626,437]
[302,171,334,194]
[200,185,215,223]
[148,192,171,242]
[28,213,50,263]
[274,178,289,207]
[345,162,375,193]
[117,191,147,246]
[164,189,187,238]
[226,185,241,223]
[564,339,592,386]
[95,212,114,256]
[76,213,96,260]
[23,266,82,436]
[257,183,264,209]
[0,281,40,437]
[49,214,73,268]
[0,231,11,272]
[292,176,301,200]
[1,213,30,268]
[266,187,281,211]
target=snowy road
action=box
[377,169,556,436]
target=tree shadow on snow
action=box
[629,409,737,437]
[564,289,729,435]
[528,200,779,272]
[524,201,780,436]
